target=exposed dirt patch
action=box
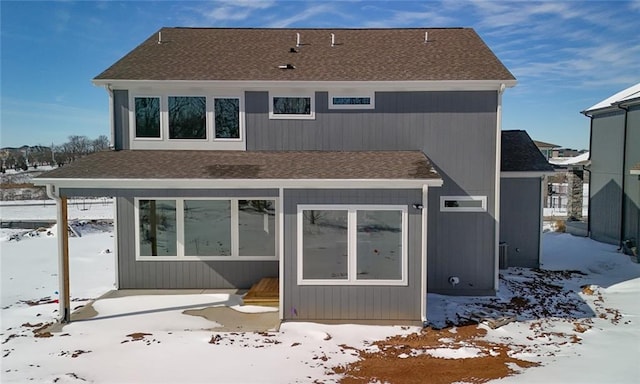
[335,325,539,384]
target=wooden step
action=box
[243,277,279,307]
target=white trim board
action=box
[35,178,444,190]
[501,172,555,178]
[94,79,516,92]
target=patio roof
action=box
[35,150,442,189]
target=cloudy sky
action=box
[1,0,639,149]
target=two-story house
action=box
[36,27,550,325]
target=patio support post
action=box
[58,197,71,323]
[47,184,71,323]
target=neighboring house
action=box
[534,140,560,160]
[35,27,548,325]
[500,131,555,268]
[582,82,640,254]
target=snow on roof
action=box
[584,82,640,113]
[549,151,590,166]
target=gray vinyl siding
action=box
[623,106,640,245]
[111,189,279,289]
[113,90,129,150]
[500,178,541,268]
[248,90,499,294]
[589,112,625,244]
[283,189,423,322]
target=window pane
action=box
[168,96,206,139]
[444,199,483,208]
[238,200,276,256]
[332,97,371,105]
[214,98,240,139]
[273,97,311,115]
[357,210,402,280]
[184,200,231,256]
[135,97,160,138]
[138,200,177,256]
[302,210,348,279]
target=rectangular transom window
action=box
[328,92,375,109]
[297,205,408,285]
[269,94,315,119]
[135,198,277,261]
[168,96,207,139]
[134,97,161,138]
[440,196,487,212]
[214,98,240,140]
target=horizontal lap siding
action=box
[590,113,625,244]
[247,91,498,295]
[114,189,279,289]
[283,189,423,322]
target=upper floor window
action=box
[129,93,245,150]
[134,97,161,138]
[214,98,241,140]
[269,93,315,119]
[168,96,206,139]
[329,91,375,109]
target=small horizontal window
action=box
[329,92,375,109]
[440,196,487,212]
[269,94,315,119]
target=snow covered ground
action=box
[1,203,639,383]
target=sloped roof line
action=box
[94,27,515,82]
[584,82,640,113]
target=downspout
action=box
[582,110,594,236]
[421,184,429,325]
[105,84,115,149]
[616,104,629,250]
[46,184,71,323]
[494,84,505,292]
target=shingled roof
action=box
[94,27,515,82]
[36,150,440,181]
[501,130,555,173]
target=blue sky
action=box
[1,0,639,150]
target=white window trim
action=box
[269,92,315,120]
[134,197,278,261]
[128,92,246,150]
[296,204,408,286]
[212,96,244,142]
[328,91,375,110]
[131,95,163,140]
[440,196,487,212]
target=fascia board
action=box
[92,79,517,92]
[34,178,444,189]
[500,171,555,178]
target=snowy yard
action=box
[1,202,639,383]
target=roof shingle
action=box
[502,131,555,173]
[95,27,515,82]
[36,150,440,181]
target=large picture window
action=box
[168,96,207,139]
[297,205,407,285]
[134,97,161,138]
[135,198,277,261]
[269,93,315,119]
